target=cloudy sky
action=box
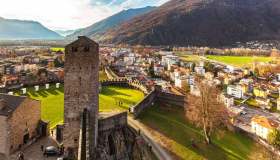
[0,0,169,30]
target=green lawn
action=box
[16,85,144,128]
[206,55,272,68]
[138,104,270,160]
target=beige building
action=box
[0,94,41,159]
[251,115,279,140]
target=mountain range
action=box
[1,0,280,47]
[67,6,156,40]
[101,0,280,47]
[0,17,62,40]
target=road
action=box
[128,117,173,160]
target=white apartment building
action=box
[195,66,205,76]
[154,64,164,76]
[251,116,279,140]
[161,55,179,70]
[219,93,234,108]
[227,85,244,99]
[124,53,136,65]
[175,75,188,89]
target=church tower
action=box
[63,36,99,157]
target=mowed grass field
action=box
[206,55,272,68]
[139,104,270,160]
[16,85,144,128]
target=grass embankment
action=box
[206,55,272,68]
[139,104,269,160]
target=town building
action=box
[124,53,136,65]
[277,98,280,111]
[227,85,244,99]
[175,75,188,89]
[219,93,234,108]
[205,72,214,80]
[253,87,269,99]
[161,55,179,70]
[195,66,205,75]
[154,64,164,76]
[251,116,279,140]
[256,97,270,109]
[0,94,41,159]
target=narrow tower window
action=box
[84,46,90,52]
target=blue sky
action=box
[0,0,169,30]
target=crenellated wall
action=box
[101,79,149,94]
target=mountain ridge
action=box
[67,6,156,40]
[0,17,62,40]
[102,0,280,47]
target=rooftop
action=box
[0,94,28,116]
[251,115,279,129]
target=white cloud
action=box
[0,0,169,30]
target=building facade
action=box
[227,85,244,99]
[251,116,279,140]
[0,94,41,159]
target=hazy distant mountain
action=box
[103,0,280,47]
[0,17,62,40]
[67,6,156,39]
[55,29,78,37]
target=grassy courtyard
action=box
[16,85,144,128]
[138,104,270,160]
[206,55,272,68]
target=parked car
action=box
[44,146,59,157]
[240,111,247,115]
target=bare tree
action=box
[185,81,230,144]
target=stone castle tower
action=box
[64,36,99,157]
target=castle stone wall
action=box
[157,92,186,107]
[130,90,158,118]
[98,112,127,132]
[0,116,9,158]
